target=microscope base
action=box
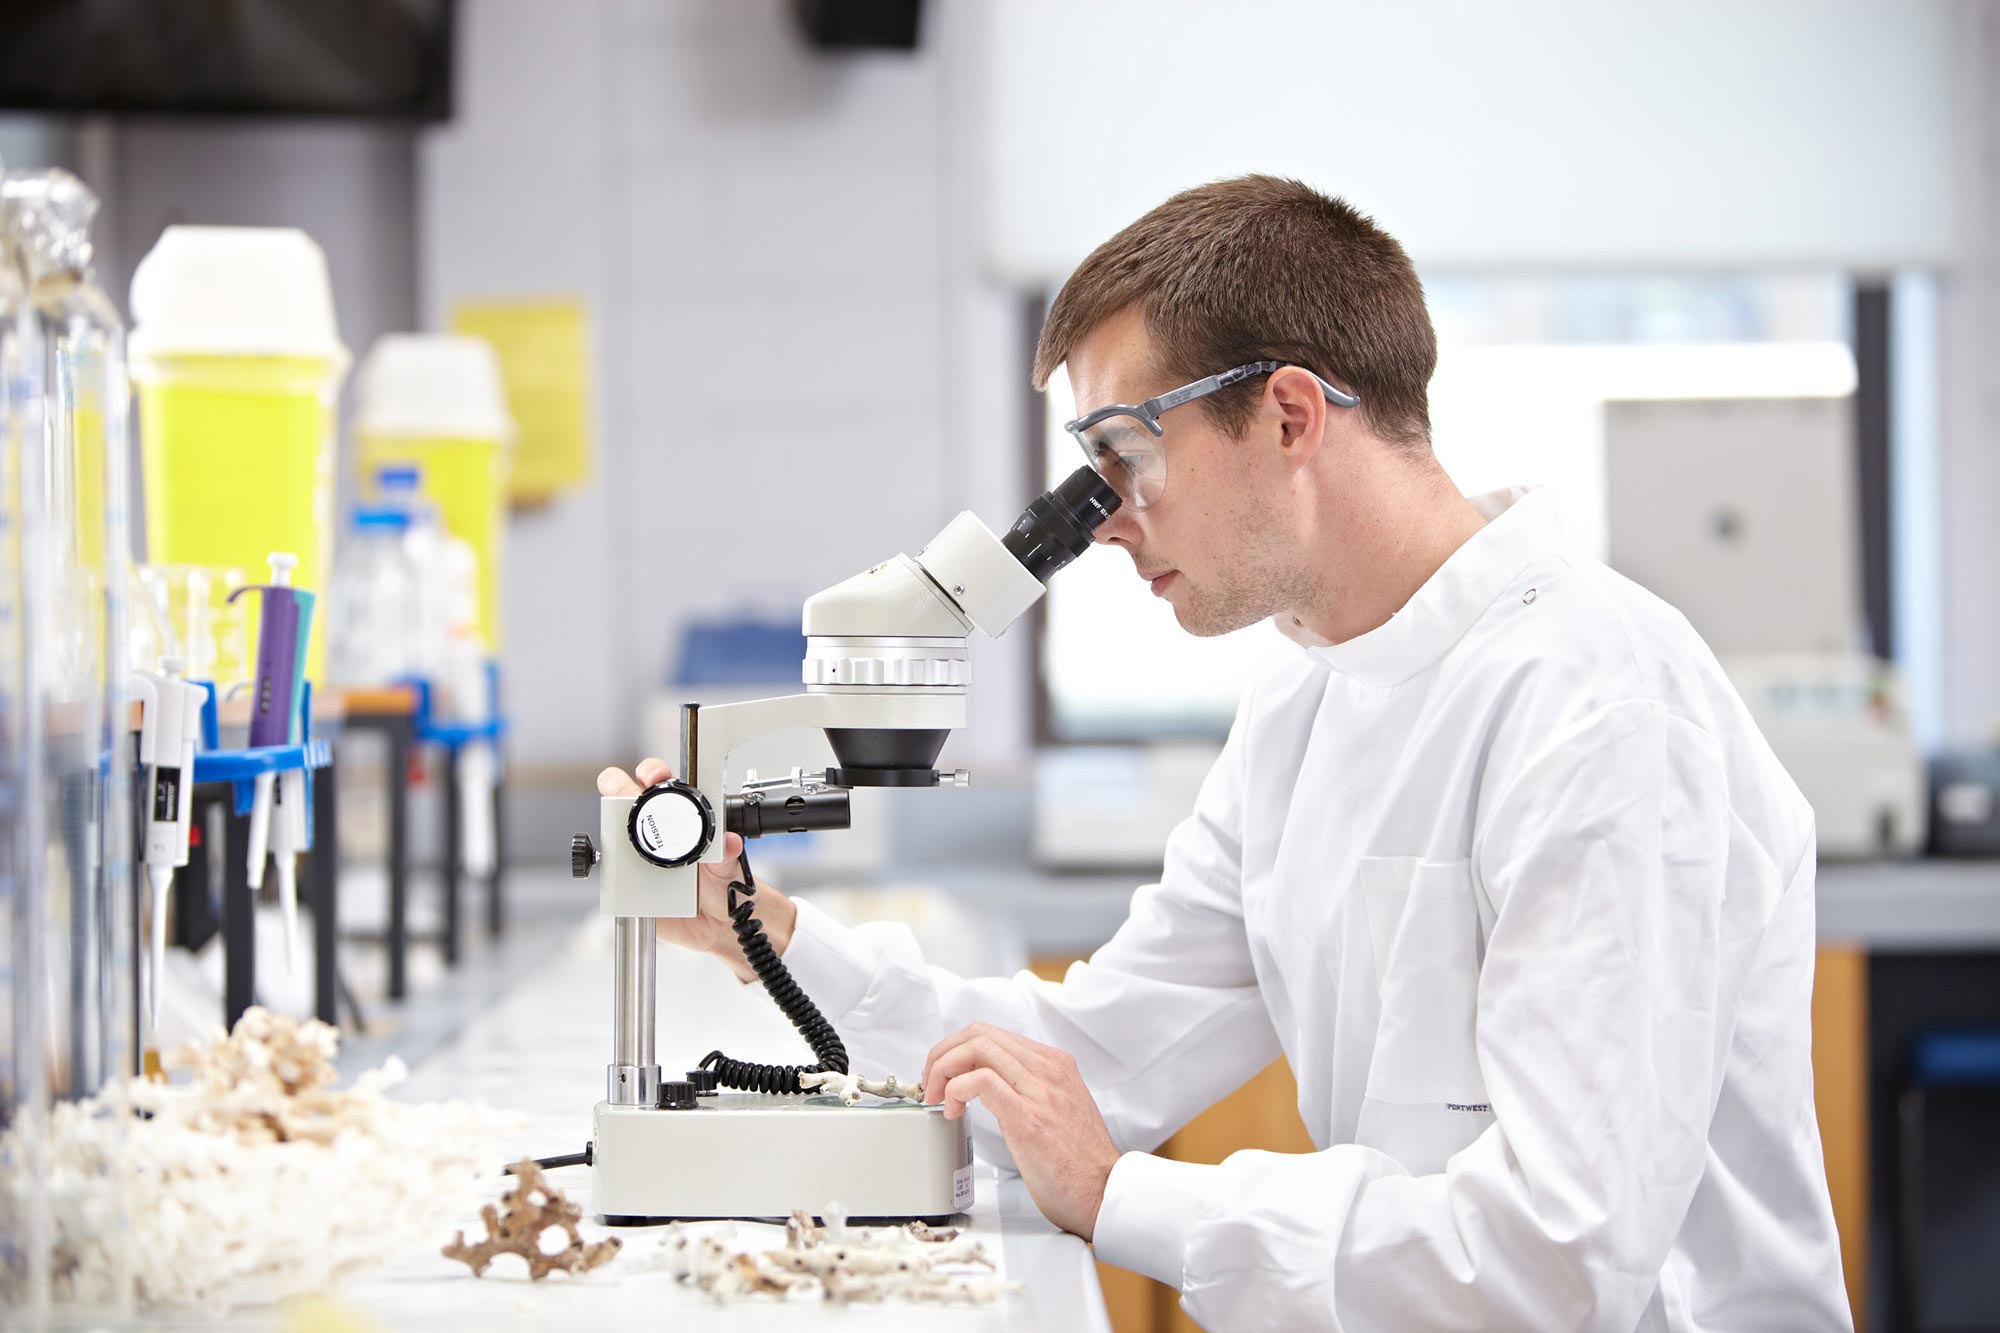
[589,1094,974,1223]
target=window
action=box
[1036,274,1858,743]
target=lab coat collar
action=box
[1275,485,1563,686]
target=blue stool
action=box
[1897,1029,2000,1330]
[402,667,509,967]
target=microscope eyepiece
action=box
[1001,465,1121,584]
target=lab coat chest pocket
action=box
[1359,856,1489,1109]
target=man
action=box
[600,175,1850,1330]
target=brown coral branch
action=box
[441,1162,621,1280]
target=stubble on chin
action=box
[1171,581,1272,638]
[1171,549,1310,639]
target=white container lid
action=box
[128,225,350,374]
[355,333,514,443]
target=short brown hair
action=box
[1033,175,1437,447]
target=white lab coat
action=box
[782,487,1851,1332]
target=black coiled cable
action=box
[697,847,849,1095]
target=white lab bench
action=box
[144,785,2000,1329]
[172,890,1107,1331]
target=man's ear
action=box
[1267,366,1331,466]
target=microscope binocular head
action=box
[796,466,1120,785]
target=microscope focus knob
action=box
[570,834,597,879]
[627,780,717,868]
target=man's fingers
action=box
[923,1022,1058,1090]
[602,757,677,798]
[923,1021,998,1087]
[597,758,677,797]
[940,1067,1027,1122]
[596,766,642,797]
[698,835,748,887]
[923,1036,1034,1107]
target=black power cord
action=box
[697,846,849,1094]
[507,1146,592,1175]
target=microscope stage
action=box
[590,1094,973,1223]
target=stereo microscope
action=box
[570,466,1119,1222]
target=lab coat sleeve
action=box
[779,702,1280,1165]
[1097,697,1765,1332]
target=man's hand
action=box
[594,758,798,982]
[921,1022,1121,1240]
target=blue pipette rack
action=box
[188,679,332,826]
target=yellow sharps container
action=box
[353,334,514,653]
[129,226,349,681]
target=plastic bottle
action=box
[439,535,498,875]
[374,465,449,679]
[354,333,513,653]
[376,462,495,872]
[326,505,418,687]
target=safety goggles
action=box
[1064,361,1360,510]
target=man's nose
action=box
[1093,500,1139,545]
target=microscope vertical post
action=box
[609,918,659,1105]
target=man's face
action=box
[1066,307,1306,637]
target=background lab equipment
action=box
[568,466,1120,1222]
[353,334,514,657]
[1605,396,1927,858]
[128,225,348,683]
[1926,750,2000,857]
[1,161,141,1310]
[1725,654,1927,858]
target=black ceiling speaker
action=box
[793,0,923,51]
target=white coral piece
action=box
[797,1070,922,1105]
[0,1007,513,1311]
[671,1207,1015,1307]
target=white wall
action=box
[417,0,620,773]
[421,0,1030,785]
[981,0,1961,279]
[1936,2,2000,746]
